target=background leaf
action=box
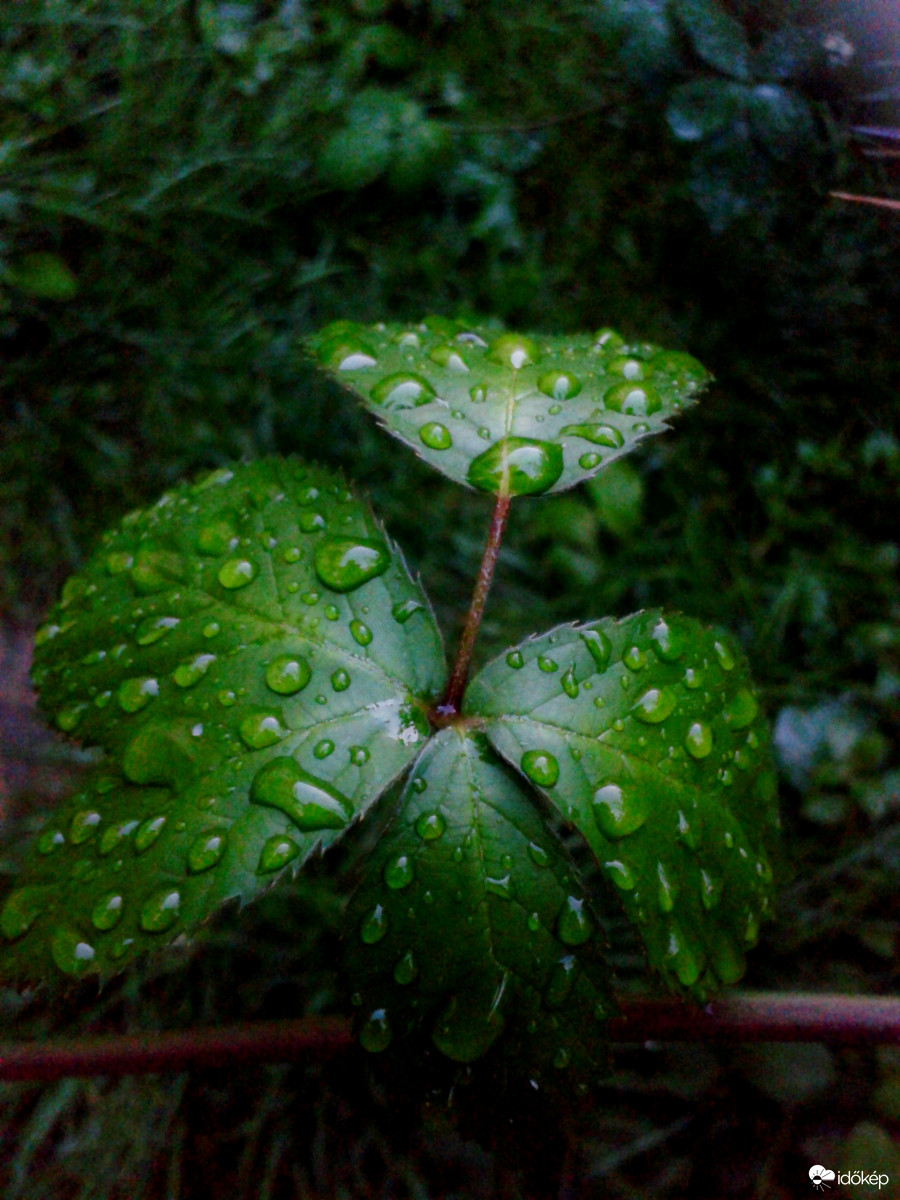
[464,610,779,997]
[344,727,616,1088]
[673,0,751,81]
[307,318,710,497]
[0,459,445,983]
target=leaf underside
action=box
[464,610,780,999]
[0,459,446,984]
[344,728,616,1088]
[306,316,710,497]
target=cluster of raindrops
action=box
[310,317,711,496]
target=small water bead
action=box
[699,869,721,911]
[94,691,113,709]
[106,550,134,575]
[257,834,301,874]
[171,653,215,689]
[384,854,415,890]
[605,355,647,381]
[581,627,612,671]
[188,832,226,873]
[1,886,50,939]
[538,370,581,400]
[684,722,713,759]
[544,954,578,1009]
[561,421,625,448]
[359,1008,392,1052]
[604,859,636,890]
[91,892,125,931]
[559,666,580,699]
[486,333,541,369]
[657,863,676,913]
[298,511,325,533]
[218,689,237,707]
[51,926,96,977]
[319,337,377,371]
[140,888,181,933]
[323,604,340,622]
[713,639,737,671]
[666,924,704,988]
[632,686,677,725]
[676,810,699,851]
[557,896,592,945]
[261,654,311,698]
[578,452,600,469]
[521,749,559,788]
[723,688,758,730]
[724,830,734,849]
[393,950,418,985]
[81,648,107,666]
[38,829,65,855]
[350,620,373,646]
[134,614,180,647]
[371,372,436,409]
[505,650,524,670]
[415,812,446,840]
[217,557,258,589]
[239,711,288,750]
[612,717,625,732]
[419,422,453,450]
[134,815,166,853]
[683,666,704,689]
[56,701,88,732]
[537,655,558,673]
[313,739,335,759]
[349,745,369,766]
[69,810,101,845]
[623,646,646,671]
[196,518,237,556]
[593,327,625,352]
[467,437,563,496]
[650,618,687,662]
[592,783,648,839]
[428,343,468,371]
[360,904,388,944]
[314,537,390,593]
[282,546,301,564]
[99,821,138,856]
[118,675,159,713]
[251,757,351,830]
[301,591,319,606]
[203,621,221,639]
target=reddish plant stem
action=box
[3,994,900,1081]
[440,490,512,717]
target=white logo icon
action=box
[810,1165,836,1190]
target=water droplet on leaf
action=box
[592,783,648,838]
[140,888,181,933]
[557,896,592,945]
[217,558,258,589]
[415,812,446,840]
[562,422,624,448]
[392,599,423,624]
[650,618,687,662]
[257,834,301,874]
[239,710,288,750]
[350,619,373,646]
[1,886,50,940]
[467,437,563,496]
[538,371,581,400]
[604,381,661,415]
[384,854,415,890]
[684,722,713,759]
[188,832,226,873]
[118,676,159,713]
[632,686,677,724]
[393,949,418,985]
[315,537,390,592]
[359,1008,392,1052]
[371,372,436,409]
[604,859,636,890]
[265,655,312,695]
[521,749,559,788]
[134,815,167,853]
[581,627,611,671]
[487,333,540,369]
[250,757,351,830]
[51,926,96,976]
[91,892,125,931]
[360,903,388,944]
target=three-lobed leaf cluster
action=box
[0,317,779,1090]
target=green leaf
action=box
[666,79,749,142]
[673,0,751,81]
[464,611,780,998]
[1,459,445,984]
[344,728,616,1087]
[747,85,816,161]
[306,318,710,497]
[8,251,79,300]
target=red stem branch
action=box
[2,994,899,1082]
[439,491,511,717]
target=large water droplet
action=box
[69,810,101,845]
[371,372,436,409]
[318,335,377,371]
[350,619,372,646]
[538,370,581,400]
[1,886,51,940]
[384,854,415,890]
[173,653,216,688]
[592,783,648,839]
[122,723,199,789]
[467,437,563,496]
[134,815,167,853]
[217,557,258,589]
[393,949,418,985]
[528,842,550,868]
[606,355,646,380]
[581,627,611,671]
[265,655,311,695]
[391,599,424,624]
[428,342,468,371]
[544,954,578,1009]
[50,926,96,976]
[561,421,625,449]
[557,895,592,945]
[117,675,159,713]
[506,650,524,669]
[359,903,388,944]
[250,757,351,830]
[314,537,390,593]
[650,617,687,662]
[140,888,181,933]
[92,892,125,931]
[135,614,180,646]
[415,812,446,840]
[604,859,636,890]
[684,721,713,759]
[486,333,540,369]
[538,655,558,673]
[313,739,334,759]
[723,688,758,729]
[239,710,288,750]
[359,1008,392,1052]
[485,873,512,900]
[561,666,579,698]
[257,834,301,874]
[419,422,453,450]
[713,639,737,671]
[188,831,226,873]
[631,686,677,725]
[521,749,559,788]
[330,668,350,692]
[604,381,661,415]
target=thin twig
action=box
[829,190,900,212]
[3,994,900,1081]
[439,491,512,717]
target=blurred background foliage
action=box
[1,0,899,1196]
